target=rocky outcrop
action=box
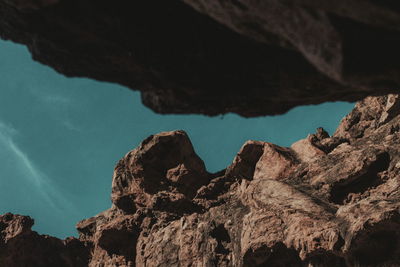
[0,213,90,267]
[2,94,400,266]
[1,0,400,116]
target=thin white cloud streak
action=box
[6,137,43,187]
[0,122,76,213]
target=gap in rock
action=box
[329,152,391,204]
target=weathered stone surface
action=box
[253,142,298,180]
[291,136,326,163]
[111,130,210,214]
[240,178,343,265]
[3,94,400,266]
[335,94,400,140]
[0,0,399,116]
[0,213,90,267]
[77,209,140,267]
[183,0,400,86]
[225,140,265,180]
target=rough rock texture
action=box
[0,213,90,267]
[3,94,400,266]
[1,0,400,116]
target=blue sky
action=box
[0,39,354,238]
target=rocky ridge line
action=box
[2,94,400,266]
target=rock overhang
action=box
[1,0,399,116]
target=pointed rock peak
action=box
[225,140,265,180]
[253,143,298,180]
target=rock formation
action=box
[2,94,400,266]
[1,0,400,116]
[0,213,89,266]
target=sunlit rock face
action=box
[3,95,400,266]
[0,0,399,116]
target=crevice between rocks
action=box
[329,152,391,204]
[243,243,303,267]
[347,215,400,266]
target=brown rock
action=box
[111,130,209,213]
[0,1,400,116]
[240,179,342,264]
[253,142,298,180]
[0,213,90,267]
[4,95,400,266]
[335,94,400,140]
[291,135,326,162]
[225,140,265,180]
[0,212,33,242]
